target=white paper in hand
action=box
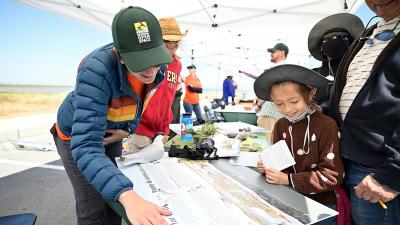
[259,140,295,171]
[117,135,164,167]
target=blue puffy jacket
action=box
[57,43,165,201]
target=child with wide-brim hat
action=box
[254,64,346,225]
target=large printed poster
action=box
[122,158,305,225]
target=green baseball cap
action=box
[112,6,172,72]
[187,64,196,69]
[267,43,289,54]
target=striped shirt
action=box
[339,16,400,120]
[256,101,283,120]
[257,59,286,120]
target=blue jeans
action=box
[223,95,234,104]
[345,161,400,225]
[183,101,203,121]
[313,204,337,225]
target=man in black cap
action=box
[255,42,289,132]
[267,42,289,65]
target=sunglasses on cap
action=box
[322,31,350,42]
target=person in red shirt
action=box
[129,17,186,152]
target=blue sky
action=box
[0,0,375,86]
[0,0,111,86]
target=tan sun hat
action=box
[159,17,187,41]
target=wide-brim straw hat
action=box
[308,13,364,61]
[159,17,187,41]
[254,64,329,101]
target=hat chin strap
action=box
[327,60,335,81]
[288,113,311,173]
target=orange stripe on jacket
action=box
[107,105,137,121]
[106,74,159,123]
[107,96,138,122]
[109,96,136,109]
[126,73,156,115]
[127,76,145,99]
[142,86,157,113]
[55,123,71,141]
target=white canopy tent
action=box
[15,0,364,91]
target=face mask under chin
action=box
[321,39,350,59]
[284,107,312,123]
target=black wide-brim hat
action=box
[254,64,329,101]
[308,13,364,61]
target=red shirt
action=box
[135,55,182,136]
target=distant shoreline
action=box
[0,83,73,88]
[0,84,254,94]
[0,84,73,93]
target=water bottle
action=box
[208,107,215,119]
[181,113,193,141]
[220,99,226,109]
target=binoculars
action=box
[168,138,219,160]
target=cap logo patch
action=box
[134,21,151,43]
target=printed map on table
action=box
[121,158,303,225]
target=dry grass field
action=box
[0,89,255,119]
[0,91,67,118]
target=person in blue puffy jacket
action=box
[50,6,172,225]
